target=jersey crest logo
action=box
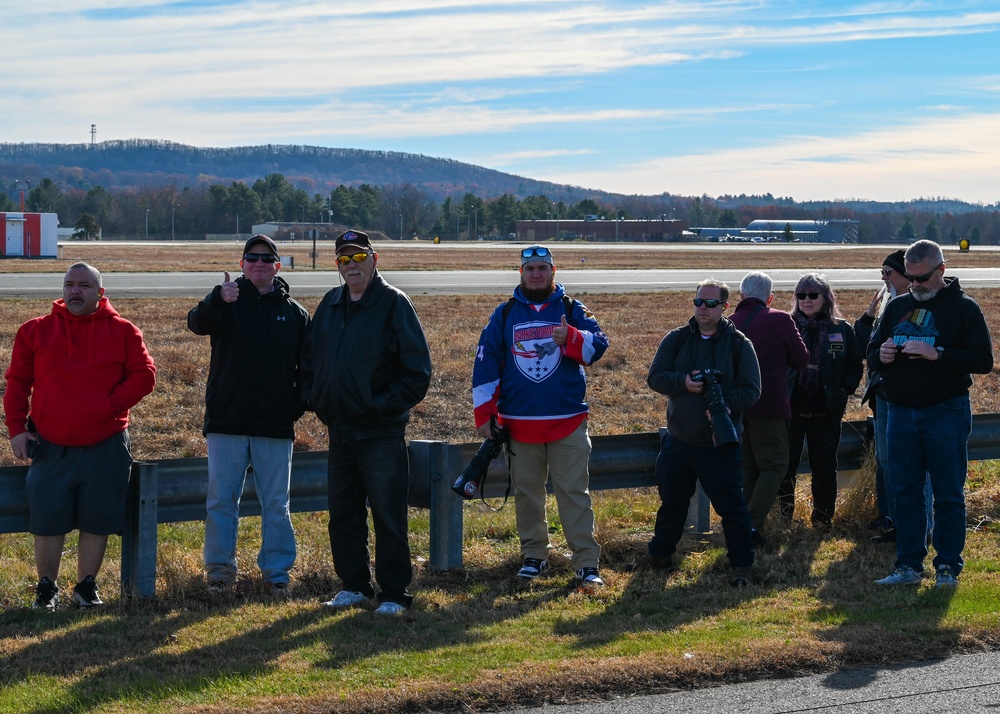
[510,320,561,383]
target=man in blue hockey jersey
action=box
[472,245,609,587]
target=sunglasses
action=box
[336,252,372,266]
[522,247,549,260]
[905,262,943,283]
[243,253,277,264]
[693,298,723,308]
[796,292,821,300]
[880,268,894,276]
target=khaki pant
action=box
[509,421,601,569]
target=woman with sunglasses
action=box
[777,273,863,530]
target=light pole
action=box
[171,206,176,241]
[399,214,403,241]
[472,208,478,241]
[145,208,149,240]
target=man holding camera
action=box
[472,245,608,586]
[642,279,760,586]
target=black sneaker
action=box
[34,577,59,611]
[870,527,896,544]
[517,557,550,579]
[72,575,104,608]
[729,566,754,587]
[627,553,677,572]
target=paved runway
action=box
[4,267,1000,299]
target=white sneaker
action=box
[374,601,407,615]
[874,566,922,585]
[324,590,367,608]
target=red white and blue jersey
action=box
[472,284,608,443]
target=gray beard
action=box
[911,286,939,302]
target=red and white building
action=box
[0,212,59,258]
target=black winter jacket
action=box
[869,276,993,407]
[647,316,761,447]
[187,275,309,439]
[301,272,432,442]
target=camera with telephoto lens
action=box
[692,369,739,447]
[452,422,510,499]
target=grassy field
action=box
[1,245,999,713]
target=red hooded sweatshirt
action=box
[4,297,156,446]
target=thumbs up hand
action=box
[552,314,569,346]
[220,271,239,303]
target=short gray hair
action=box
[740,272,772,302]
[66,262,102,288]
[905,239,944,266]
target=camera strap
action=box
[477,441,514,511]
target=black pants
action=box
[779,413,842,526]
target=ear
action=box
[98,287,105,297]
[766,293,774,306]
[239,260,245,271]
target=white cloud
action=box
[548,112,1000,203]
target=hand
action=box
[10,432,38,460]
[865,289,881,318]
[685,371,705,394]
[551,315,569,346]
[220,271,239,303]
[477,422,494,439]
[899,340,939,361]
[879,338,897,364]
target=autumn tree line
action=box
[2,174,998,244]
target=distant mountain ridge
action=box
[0,140,995,214]
[0,140,609,203]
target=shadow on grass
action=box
[0,558,579,713]
[812,534,958,689]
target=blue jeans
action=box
[649,433,754,568]
[327,436,413,607]
[205,433,296,584]
[876,395,933,534]
[885,396,971,575]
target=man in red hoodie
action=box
[4,262,156,610]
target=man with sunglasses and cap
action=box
[188,234,310,596]
[641,279,760,586]
[472,244,608,587]
[302,230,432,615]
[869,240,993,588]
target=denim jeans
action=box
[876,395,933,534]
[327,436,413,607]
[649,433,753,568]
[780,412,842,526]
[885,395,971,575]
[205,433,296,584]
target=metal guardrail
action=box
[3,414,1000,596]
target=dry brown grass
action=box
[4,240,1000,273]
[3,287,1000,467]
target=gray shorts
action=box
[25,430,133,536]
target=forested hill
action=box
[0,140,607,203]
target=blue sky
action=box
[3,1,999,203]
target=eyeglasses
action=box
[521,247,549,260]
[905,262,943,283]
[693,298,723,308]
[880,268,894,276]
[796,292,821,300]
[336,252,372,265]
[243,253,277,264]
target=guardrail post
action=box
[409,440,465,570]
[121,461,159,599]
